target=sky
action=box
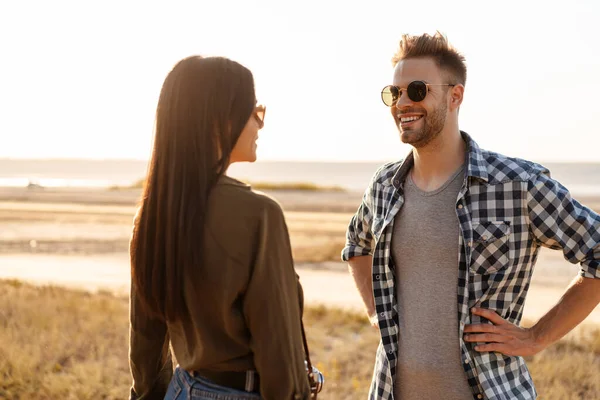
[0,0,599,163]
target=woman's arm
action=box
[128,281,173,400]
[128,211,173,400]
[243,199,311,400]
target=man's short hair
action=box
[392,31,467,86]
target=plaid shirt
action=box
[342,132,600,400]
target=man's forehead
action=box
[392,58,441,85]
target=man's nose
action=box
[394,91,413,110]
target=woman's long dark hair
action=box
[130,56,256,322]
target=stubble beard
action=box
[399,100,448,149]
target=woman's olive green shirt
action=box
[129,176,311,400]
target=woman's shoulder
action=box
[214,175,285,216]
[206,176,288,263]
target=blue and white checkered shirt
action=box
[342,132,600,400]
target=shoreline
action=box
[1,251,598,327]
[1,185,599,214]
[1,186,599,329]
[0,186,366,213]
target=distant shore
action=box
[1,185,599,330]
[3,158,600,196]
[108,178,347,192]
[1,184,599,214]
[0,185,365,213]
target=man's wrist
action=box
[529,323,550,351]
[368,312,378,325]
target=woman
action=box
[129,56,311,400]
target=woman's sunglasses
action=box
[254,105,266,129]
[381,81,455,106]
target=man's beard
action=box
[399,100,447,149]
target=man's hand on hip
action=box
[463,308,546,357]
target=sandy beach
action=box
[1,185,599,326]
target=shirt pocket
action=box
[469,220,511,275]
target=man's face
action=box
[390,57,451,148]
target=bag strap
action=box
[301,319,318,399]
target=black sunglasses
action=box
[381,81,455,106]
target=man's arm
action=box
[464,276,600,356]
[341,169,379,325]
[348,255,377,327]
[465,169,600,355]
[531,275,600,348]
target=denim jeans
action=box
[164,366,262,400]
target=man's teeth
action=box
[400,116,422,123]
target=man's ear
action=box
[449,84,464,111]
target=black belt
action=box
[192,369,260,393]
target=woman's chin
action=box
[230,152,257,164]
[249,146,258,162]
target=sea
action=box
[1,158,599,196]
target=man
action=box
[342,32,600,400]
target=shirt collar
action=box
[391,131,489,190]
[219,174,251,188]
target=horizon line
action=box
[1,157,599,164]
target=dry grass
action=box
[526,328,600,399]
[0,279,130,400]
[249,182,346,192]
[286,212,350,263]
[1,280,599,400]
[292,239,347,264]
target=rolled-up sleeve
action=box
[527,170,600,279]
[341,174,378,262]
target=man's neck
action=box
[410,128,466,192]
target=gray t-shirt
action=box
[392,164,473,400]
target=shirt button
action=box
[457,204,463,209]
[380,312,385,317]
[375,274,380,280]
[467,241,473,247]
[464,358,469,364]
[477,394,483,399]
[482,235,488,241]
